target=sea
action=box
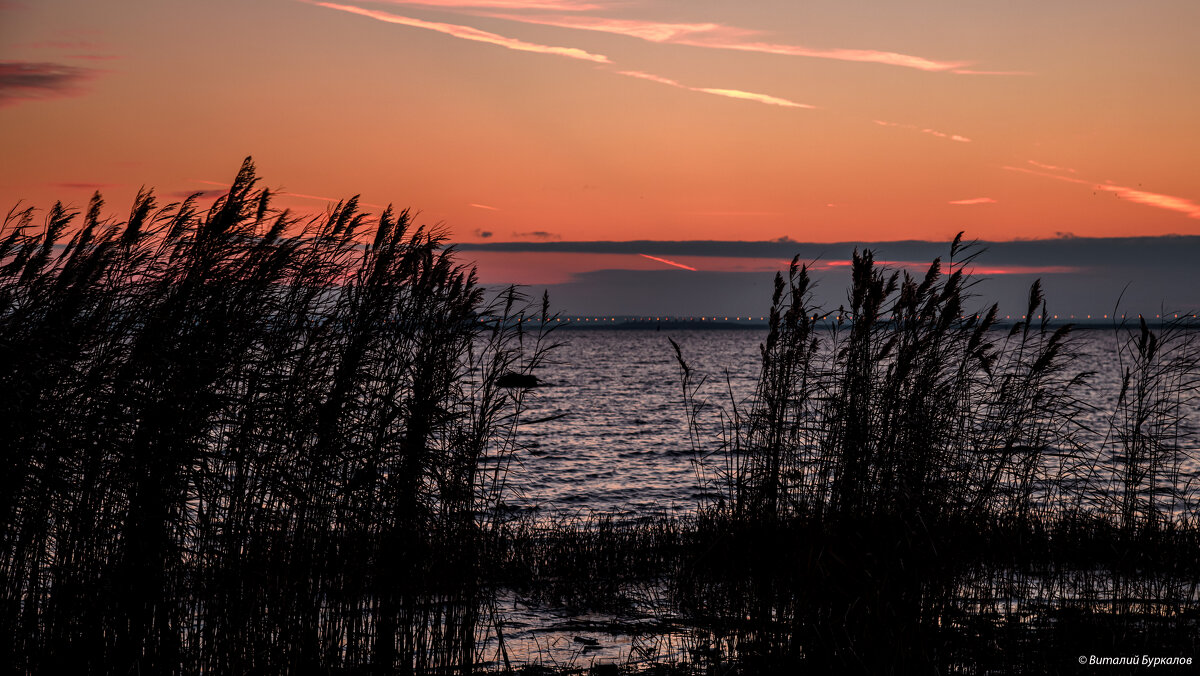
[505,325,1194,515]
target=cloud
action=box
[512,230,561,240]
[1005,166,1200,219]
[1028,160,1076,173]
[922,129,971,142]
[473,228,494,238]
[373,0,605,9]
[456,236,1198,286]
[618,70,812,109]
[470,202,500,210]
[0,61,98,106]
[948,197,996,206]
[874,119,971,143]
[483,14,977,73]
[309,2,610,62]
[695,87,812,108]
[639,253,697,271]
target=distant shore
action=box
[549,316,1198,330]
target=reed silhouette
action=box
[0,159,557,674]
[660,236,1200,672]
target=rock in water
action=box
[497,372,540,388]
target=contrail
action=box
[639,253,697,271]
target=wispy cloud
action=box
[948,197,996,205]
[372,0,606,9]
[0,61,98,106]
[696,87,811,108]
[639,253,697,271]
[1005,166,1200,220]
[873,119,971,143]
[618,70,813,109]
[470,202,500,210]
[1028,159,1076,173]
[480,13,983,73]
[310,2,610,62]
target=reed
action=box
[663,235,1200,672]
[0,159,556,674]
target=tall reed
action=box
[0,159,554,674]
[670,235,1200,671]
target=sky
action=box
[2,0,1198,316]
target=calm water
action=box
[507,327,1193,514]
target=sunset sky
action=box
[2,0,1198,315]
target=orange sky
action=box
[2,0,1199,246]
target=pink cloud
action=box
[483,13,978,73]
[1005,166,1200,219]
[470,202,500,210]
[0,61,99,106]
[874,119,971,143]
[618,69,682,87]
[310,2,611,63]
[921,128,971,143]
[371,0,605,10]
[697,87,813,108]
[1028,159,1076,173]
[948,197,997,205]
[617,70,813,109]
